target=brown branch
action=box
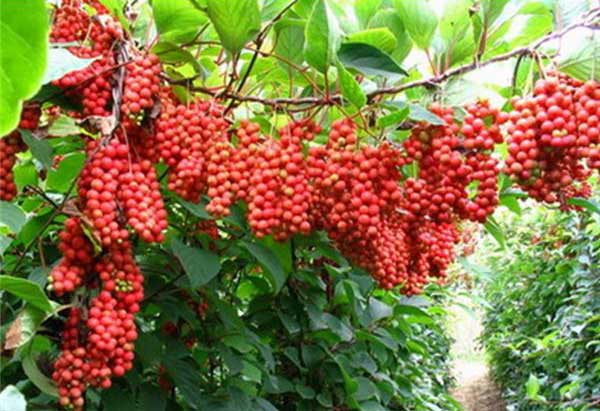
[224,0,299,114]
[191,11,599,109]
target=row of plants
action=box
[1,228,461,410]
[480,205,600,410]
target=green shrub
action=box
[481,211,600,410]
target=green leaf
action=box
[295,384,316,399]
[354,0,382,29]
[526,374,540,399]
[408,104,445,125]
[508,2,552,50]
[179,198,212,219]
[243,241,288,293]
[499,192,522,215]
[480,0,510,27]
[98,0,129,30]
[484,217,506,249]
[42,48,96,84]
[368,9,412,63]
[274,18,306,66]
[377,106,409,128]
[554,0,590,27]
[3,306,46,350]
[0,386,26,411]
[304,0,341,73]
[102,386,137,411]
[47,152,85,193]
[337,63,367,108]
[393,0,437,50]
[137,384,167,411]
[338,43,407,78]
[558,36,600,82]
[47,115,81,137]
[439,0,472,50]
[22,340,58,397]
[0,276,53,312]
[0,0,48,136]
[152,0,208,44]
[0,202,26,233]
[171,238,221,288]
[164,358,205,408]
[359,401,386,411]
[21,130,53,169]
[345,28,397,54]
[207,0,261,55]
[13,161,38,193]
[567,197,600,215]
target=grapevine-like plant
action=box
[0,0,598,410]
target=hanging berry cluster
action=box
[506,74,599,208]
[0,105,40,200]
[42,2,166,409]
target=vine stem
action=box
[192,10,598,109]
[224,0,299,114]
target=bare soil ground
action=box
[448,297,506,411]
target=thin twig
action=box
[189,12,598,109]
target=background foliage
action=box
[479,204,600,410]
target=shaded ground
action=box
[448,296,506,411]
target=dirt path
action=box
[448,296,506,411]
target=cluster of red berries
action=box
[51,1,123,117]
[402,102,507,223]
[241,119,318,239]
[121,54,161,117]
[155,98,229,202]
[0,105,41,200]
[506,75,598,208]
[118,160,168,243]
[49,217,95,295]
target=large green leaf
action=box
[22,338,58,397]
[484,217,506,249]
[393,0,437,50]
[171,238,221,288]
[243,241,288,293]
[136,384,167,411]
[554,0,590,27]
[345,28,397,54]
[337,63,367,108]
[99,0,129,30]
[354,0,382,29]
[439,0,472,51]
[558,36,600,82]
[3,306,46,350]
[507,2,553,51]
[21,130,54,170]
[338,43,407,78]
[304,0,341,73]
[0,202,26,233]
[0,0,48,136]
[274,18,306,66]
[42,48,96,84]
[152,0,208,44]
[207,0,261,55]
[47,152,86,193]
[567,197,600,215]
[0,386,26,411]
[164,357,205,408]
[368,9,412,63]
[0,276,53,312]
